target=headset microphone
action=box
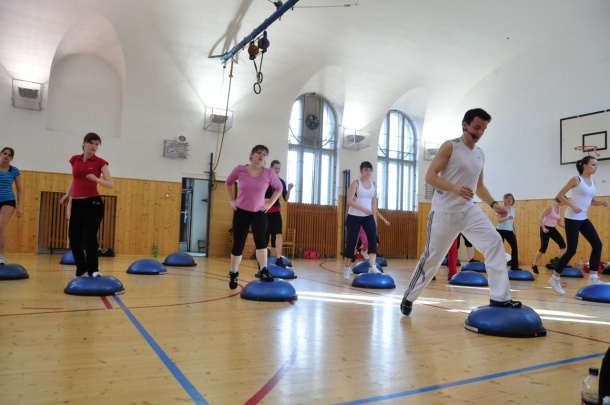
[464,128,479,140]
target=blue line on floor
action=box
[113,295,208,405]
[333,352,605,405]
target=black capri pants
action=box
[231,208,268,256]
[538,226,566,253]
[343,214,377,259]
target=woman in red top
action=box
[60,133,114,278]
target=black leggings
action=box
[538,226,566,253]
[231,208,268,256]
[497,229,519,270]
[343,214,377,259]
[555,218,602,274]
[69,197,104,276]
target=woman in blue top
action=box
[496,193,520,270]
[0,147,24,265]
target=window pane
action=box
[403,163,417,210]
[388,112,401,159]
[302,152,315,204]
[376,161,386,209]
[287,149,299,201]
[388,161,398,210]
[377,110,418,211]
[287,93,337,204]
[289,99,303,145]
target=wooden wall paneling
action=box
[207,181,233,258]
[5,171,181,255]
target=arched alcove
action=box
[46,15,125,137]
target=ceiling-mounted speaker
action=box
[178,135,187,143]
[12,79,43,111]
[204,107,233,133]
[342,128,371,150]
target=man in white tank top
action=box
[401,108,522,316]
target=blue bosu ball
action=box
[508,269,535,281]
[127,259,167,275]
[462,261,486,272]
[352,261,384,274]
[562,267,584,278]
[449,271,488,286]
[241,279,298,302]
[0,264,29,280]
[464,305,546,338]
[576,284,610,303]
[60,250,77,265]
[162,252,196,267]
[376,257,388,267]
[442,257,461,267]
[64,276,125,296]
[266,263,296,279]
[351,273,395,289]
[268,255,293,267]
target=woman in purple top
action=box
[225,145,283,289]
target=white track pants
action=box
[404,204,512,303]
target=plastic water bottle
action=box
[581,367,599,405]
[599,346,610,402]
[153,242,158,258]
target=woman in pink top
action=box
[60,133,114,278]
[225,145,282,289]
[531,197,566,274]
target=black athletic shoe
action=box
[229,271,239,290]
[489,299,522,308]
[258,267,274,282]
[276,257,286,268]
[531,264,539,274]
[400,297,413,316]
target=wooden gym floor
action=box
[1,253,609,405]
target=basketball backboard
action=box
[560,109,610,165]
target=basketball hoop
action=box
[575,145,600,157]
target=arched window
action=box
[287,93,338,205]
[377,110,418,210]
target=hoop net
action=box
[574,145,600,156]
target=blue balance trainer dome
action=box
[241,279,298,302]
[376,256,388,267]
[508,269,535,281]
[127,259,167,275]
[576,284,610,303]
[269,255,293,267]
[449,271,488,286]
[462,261,486,272]
[60,250,77,265]
[162,252,196,267]
[351,273,395,289]
[561,267,584,278]
[464,305,546,338]
[0,264,29,280]
[64,276,125,296]
[266,264,296,279]
[352,261,384,274]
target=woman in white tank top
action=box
[548,156,609,295]
[342,161,389,280]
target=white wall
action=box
[419,20,610,203]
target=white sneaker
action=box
[343,266,351,280]
[548,276,565,295]
[362,251,369,260]
[589,276,609,285]
[0,255,5,265]
[91,271,103,278]
[368,265,382,274]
